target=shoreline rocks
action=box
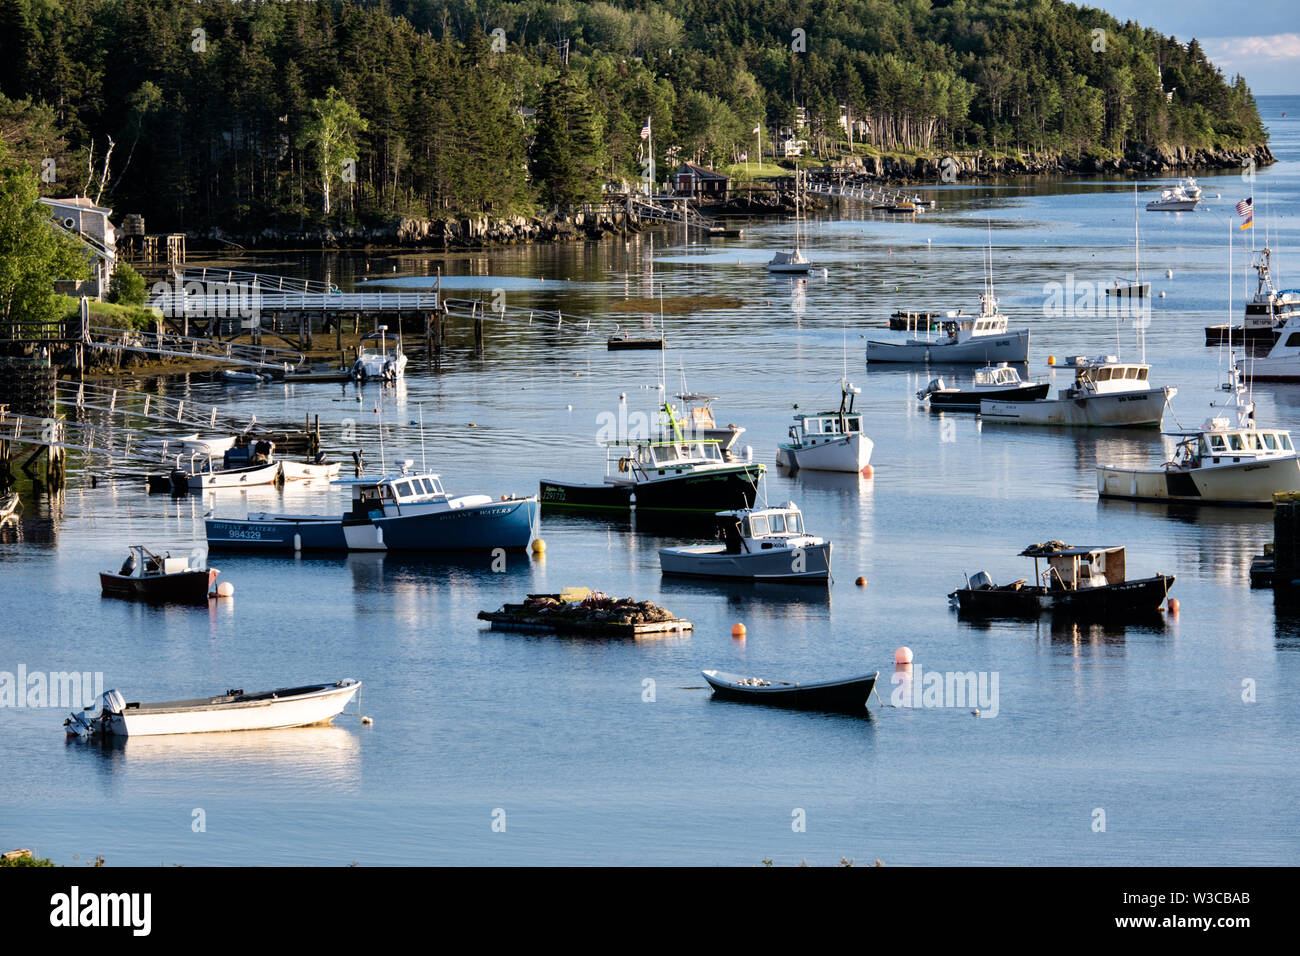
[192,143,1274,250]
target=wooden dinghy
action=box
[702,669,878,713]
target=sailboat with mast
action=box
[768,168,813,273]
[1107,184,1152,299]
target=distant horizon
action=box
[1092,2,1299,96]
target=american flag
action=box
[1237,196,1253,229]
[640,118,651,140]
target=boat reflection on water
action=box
[774,464,875,497]
[657,575,832,612]
[64,725,364,790]
[956,612,1168,646]
[344,550,539,593]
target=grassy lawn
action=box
[53,294,160,332]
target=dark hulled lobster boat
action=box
[99,546,218,604]
[949,541,1173,620]
[540,401,764,517]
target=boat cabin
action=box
[358,331,403,361]
[1019,542,1127,590]
[790,382,862,445]
[350,473,449,515]
[1061,356,1151,396]
[1175,423,1295,467]
[604,438,727,481]
[718,504,812,554]
[973,363,1023,388]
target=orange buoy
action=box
[1047,355,1056,366]
[1167,598,1180,615]
[731,623,746,639]
[855,576,867,587]
[894,646,913,664]
[861,464,874,478]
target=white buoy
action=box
[822,268,828,278]
[216,581,235,598]
[566,405,572,411]
[361,716,373,725]
[1165,269,1173,279]
[1160,291,1166,298]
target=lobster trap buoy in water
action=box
[731,623,746,639]
[894,646,913,664]
[217,581,234,598]
[531,539,546,554]
[855,576,867,587]
[1047,355,1056,366]
[861,464,874,478]
[1167,598,1180,615]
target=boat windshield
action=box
[648,441,722,466]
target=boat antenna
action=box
[377,394,386,476]
[419,403,426,472]
[1134,182,1145,364]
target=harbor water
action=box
[2,98,1298,866]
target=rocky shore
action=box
[196,142,1273,250]
[861,142,1275,182]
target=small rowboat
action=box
[279,458,341,481]
[99,545,218,605]
[220,369,269,383]
[65,679,361,738]
[607,331,665,350]
[702,669,878,713]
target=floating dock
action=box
[477,591,693,638]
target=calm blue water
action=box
[3,98,1299,866]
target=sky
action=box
[1091,1,1298,95]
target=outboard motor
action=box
[168,468,189,496]
[351,358,366,382]
[917,377,945,400]
[969,570,995,591]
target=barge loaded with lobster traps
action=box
[477,588,694,638]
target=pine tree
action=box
[531,73,606,210]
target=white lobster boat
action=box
[776,380,872,473]
[1146,183,1199,211]
[353,327,407,382]
[865,292,1029,364]
[1243,315,1300,381]
[981,355,1175,427]
[659,502,831,582]
[65,680,362,738]
[1097,364,1300,504]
